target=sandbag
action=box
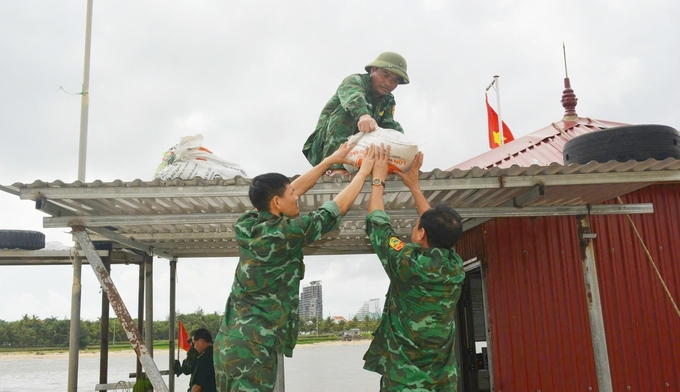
[343,127,420,173]
[154,134,248,180]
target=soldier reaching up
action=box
[213,143,378,391]
[363,145,466,391]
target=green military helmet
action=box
[365,52,409,84]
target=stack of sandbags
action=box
[154,134,248,180]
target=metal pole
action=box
[137,262,145,379]
[273,353,285,392]
[72,228,168,391]
[494,75,504,146]
[169,259,177,392]
[145,255,154,358]
[68,0,93,384]
[578,216,613,392]
[480,260,494,391]
[78,0,93,182]
[67,250,82,392]
[100,256,110,385]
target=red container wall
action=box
[455,224,485,262]
[483,216,598,391]
[592,183,680,391]
[478,183,680,391]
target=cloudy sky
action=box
[1,0,678,323]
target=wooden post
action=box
[577,215,613,392]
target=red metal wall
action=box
[481,216,599,391]
[458,183,680,391]
[592,184,680,391]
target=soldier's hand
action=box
[395,151,423,190]
[358,115,378,133]
[357,145,377,176]
[372,144,390,181]
[327,141,356,165]
[173,359,182,377]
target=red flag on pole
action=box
[178,321,190,352]
[486,93,514,149]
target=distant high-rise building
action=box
[354,298,381,320]
[300,281,323,321]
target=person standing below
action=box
[302,52,409,176]
[173,334,198,388]
[214,143,378,391]
[190,328,216,392]
[364,146,466,391]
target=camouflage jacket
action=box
[363,210,465,387]
[220,201,342,357]
[302,73,404,169]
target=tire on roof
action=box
[0,230,46,250]
[563,124,680,165]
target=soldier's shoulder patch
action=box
[388,236,405,251]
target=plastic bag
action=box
[154,134,248,180]
[343,127,420,173]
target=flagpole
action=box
[493,75,504,146]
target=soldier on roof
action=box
[302,52,409,176]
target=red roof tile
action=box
[449,117,629,170]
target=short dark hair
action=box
[192,328,212,344]
[249,173,290,211]
[418,204,463,249]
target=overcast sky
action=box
[1,0,678,323]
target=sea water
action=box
[0,341,379,391]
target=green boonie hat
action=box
[365,52,409,85]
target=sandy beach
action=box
[0,339,369,361]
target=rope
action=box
[551,121,577,142]
[617,197,680,320]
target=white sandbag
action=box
[154,134,248,180]
[343,127,420,173]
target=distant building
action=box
[332,316,347,324]
[354,298,381,320]
[300,280,323,321]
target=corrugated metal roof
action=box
[2,158,680,258]
[450,117,628,170]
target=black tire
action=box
[563,124,680,165]
[0,230,46,250]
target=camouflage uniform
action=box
[213,201,342,391]
[363,210,465,391]
[302,73,404,170]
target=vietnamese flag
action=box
[178,321,190,352]
[486,93,514,149]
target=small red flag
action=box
[486,93,514,149]
[178,321,190,352]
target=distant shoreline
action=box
[0,339,370,361]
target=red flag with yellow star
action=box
[486,93,514,148]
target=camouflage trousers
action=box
[213,331,278,392]
[380,376,458,392]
